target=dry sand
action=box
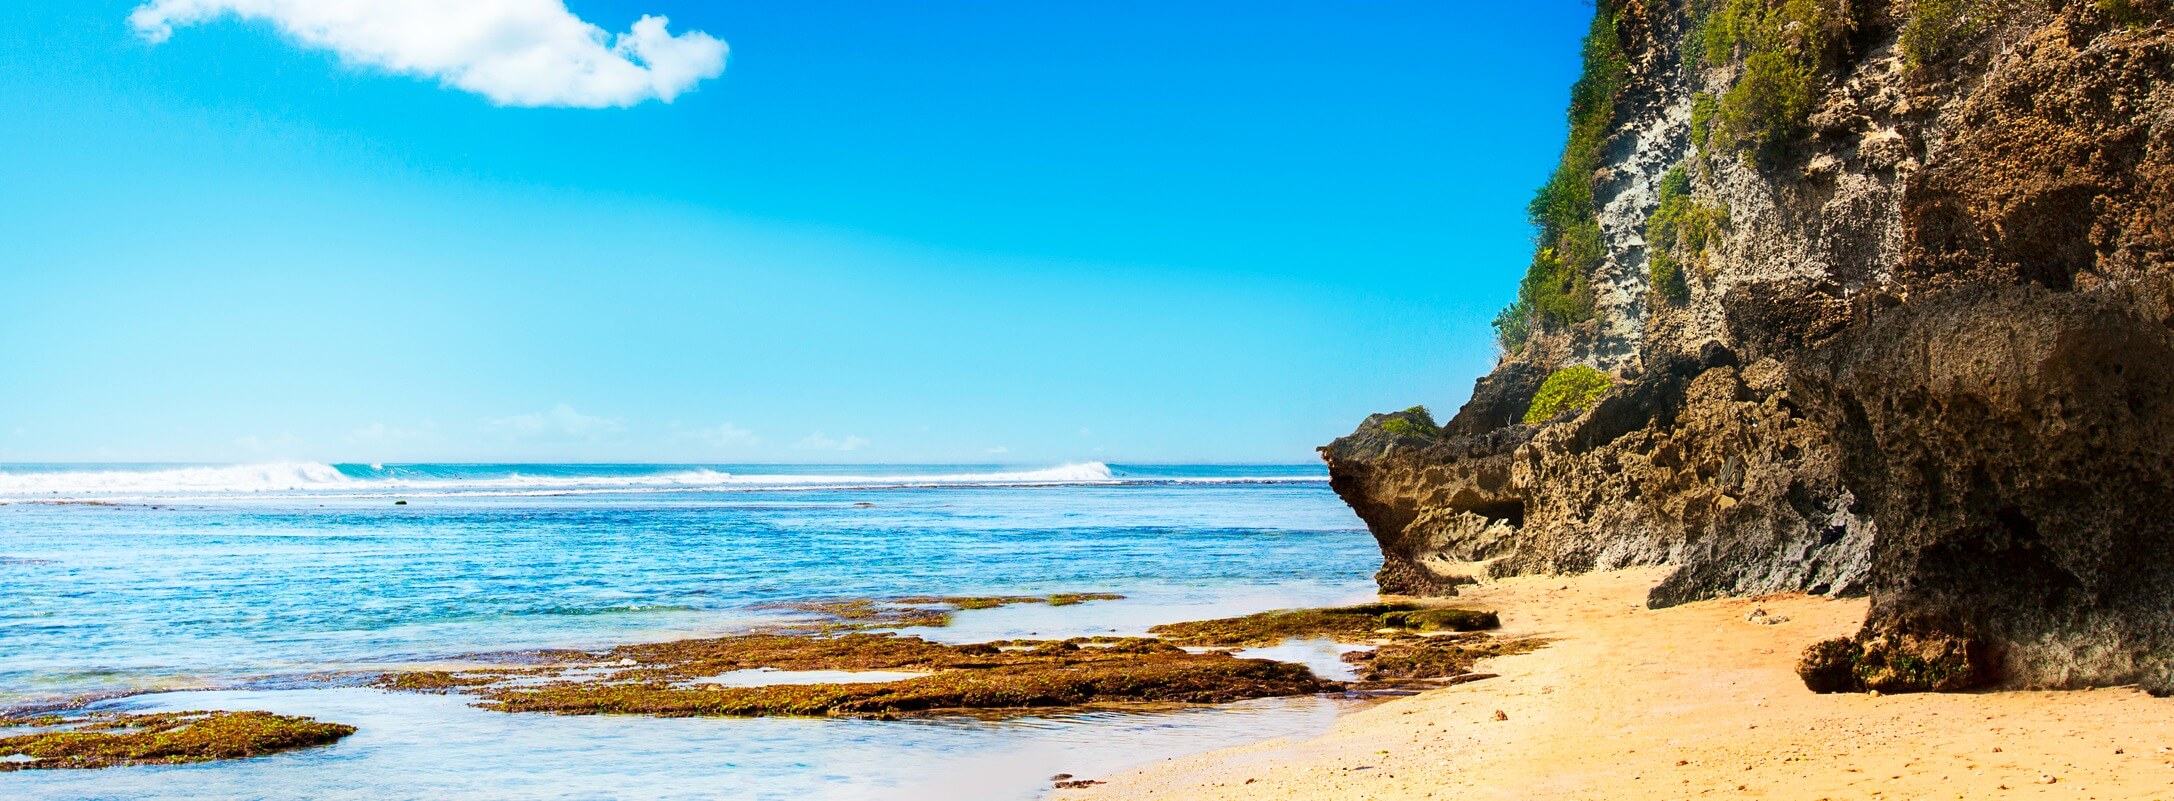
[1058,568,2174,800]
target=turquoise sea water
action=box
[0,463,1380,800]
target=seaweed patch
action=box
[0,710,354,771]
[1147,603,1500,646]
[374,600,1540,720]
[1341,633,1545,683]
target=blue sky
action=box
[0,0,1592,464]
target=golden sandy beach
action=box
[1061,568,2174,800]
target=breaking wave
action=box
[0,461,1316,501]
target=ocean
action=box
[0,462,1381,800]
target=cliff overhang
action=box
[1327,0,2174,694]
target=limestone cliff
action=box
[1325,0,2174,693]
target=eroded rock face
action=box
[1324,348,1873,606]
[1327,1,2174,692]
[1791,282,2174,690]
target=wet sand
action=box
[1060,568,2174,800]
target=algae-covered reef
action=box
[0,711,354,771]
[1147,603,1500,646]
[374,602,1528,719]
[475,635,1326,718]
[1326,0,2174,694]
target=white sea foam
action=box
[0,461,358,496]
[0,461,1331,502]
[0,461,1278,500]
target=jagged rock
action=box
[1324,0,2174,694]
[1797,638,1861,694]
[1797,631,1992,694]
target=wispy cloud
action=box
[985,446,1009,455]
[483,404,623,441]
[129,0,728,107]
[673,422,760,448]
[794,431,870,452]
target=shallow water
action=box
[9,688,1356,800]
[1,463,1380,799]
[1230,639,1373,683]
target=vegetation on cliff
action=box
[1522,365,1615,423]
[1644,163,1727,303]
[1904,0,2170,67]
[1900,0,1987,64]
[1340,0,2174,697]
[1497,2,1629,352]
[2100,0,2174,25]
[1695,0,1837,152]
[1377,405,1439,438]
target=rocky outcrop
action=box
[1326,0,2174,693]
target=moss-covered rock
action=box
[378,602,1531,718]
[482,648,1324,718]
[1796,632,1991,694]
[0,711,353,771]
[1796,637,1862,693]
[1342,633,1543,682]
[373,632,1333,719]
[1378,608,1501,632]
[1147,602,1498,647]
[376,670,507,692]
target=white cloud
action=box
[794,431,870,452]
[985,446,1009,455]
[673,422,760,448]
[484,404,623,440]
[130,0,727,107]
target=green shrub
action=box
[1498,3,1629,352]
[1694,0,1835,151]
[1493,300,1535,352]
[1688,92,1719,151]
[2098,0,2170,25]
[1399,405,1437,426]
[1648,246,1690,305]
[1902,0,1983,65]
[1644,163,1727,304]
[1523,365,1616,424]
[1379,406,1439,439]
